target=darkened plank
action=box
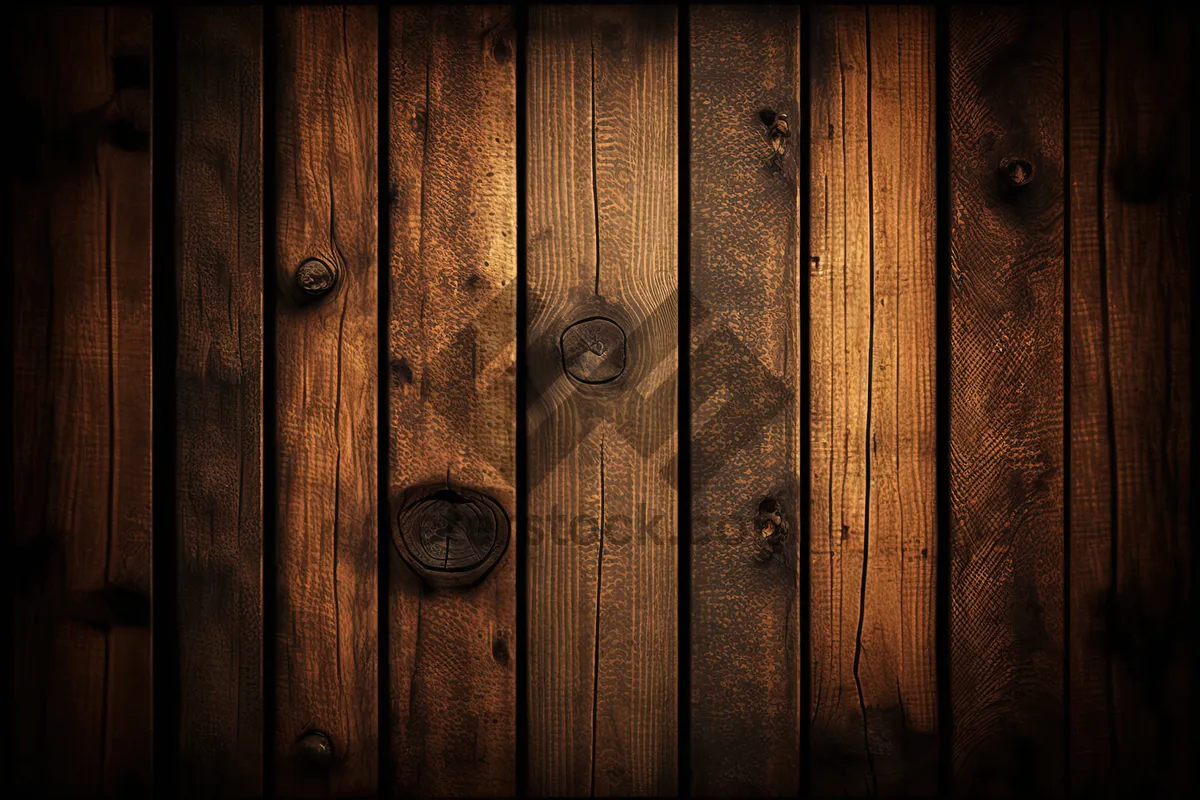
[809,6,938,795]
[387,6,516,796]
[175,7,263,795]
[689,6,801,796]
[1069,8,1192,795]
[273,7,378,795]
[11,7,154,795]
[527,6,678,795]
[949,7,1065,795]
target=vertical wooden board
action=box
[689,6,801,796]
[1067,8,1192,795]
[949,7,1064,796]
[175,7,263,796]
[11,7,153,795]
[387,6,516,797]
[274,7,378,795]
[527,5,678,796]
[809,6,938,795]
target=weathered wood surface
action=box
[387,5,517,796]
[689,6,801,796]
[526,5,678,795]
[809,6,938,796]
[949,7,1065,796]
[175,7,263,795]
[273,6,378,795]
[1068,7,1192,796]
[11,7,154,795]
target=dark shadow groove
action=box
[377,10,392,796]
[1062,7,1072,795]
[151,6,180,794]
[515,6,530,796]
[799,4,814,795]
[677,5,693,796]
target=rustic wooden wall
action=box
[8,5,1191,798]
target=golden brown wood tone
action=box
[274,7,378,795]
[1068,8,1192,796]
[388,5,517,796]
[809,6,938,795]
[175,7,263,795]
[689,6,801,796]
[949,7,1064,795]
[11,8,153,795]
[527,5,678,795]
[9,5,153,795]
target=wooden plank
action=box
[1069,8,1192,795]
[527,5,678,795]
[175,7,263,795]
[274,7,378,795]
[949,7,1065,796]
[11,7,153,795]
[689,6,801,796]
[809,5,938,795]
[387,6,516,796]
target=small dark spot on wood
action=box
[921,548,928,558]
[394,485,510,588]
[561,317,626,384]
[296,730,334,770]
[828,123,835,139]
[754,497,788,562]
[108,118,149,152]
[492,638,510,665]
[111,54,150,90]
[841,524,850,541]
[999,156,1034,188]
[492,39,512,63]
[388,183,400,205]
[758,109,777,127]
[390,357,413,386]
[296,258,337,299]
[810,256,822,275]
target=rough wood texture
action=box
[274,7,378,795]
[388,6,517,796]
[175,7,263,795]
[949,8,1064,796]
[11,8,153,795]
[809,6,938,796]
[1068,8,1192,796]
[527,6,678,795]
[689,6,801,796]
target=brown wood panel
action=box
[949,7,1065,796]
[809,6,938,795]
[11,7,153,795]
[274,7,378,795]
[689,6,801,796]
[527,5,678,795]
[1068,8,1192,796]
[175,7,263,795]
[387,6,517,797]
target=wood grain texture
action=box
[527,6,678,795]
[809,6,938,795]
[1068,8,1192,795]
[689,6,801,796]
[11,8,153,795]
[949,7,1064,796]
[175,7,263,796]
[274,7,378,795]
[388,6,516,796]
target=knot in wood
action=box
[296,730,334,769]
[768,113,790,156]
[999,156,1034,188]
[395,486,509,588]
[561,317,626,384]
[296,257,337,298]
[754,497,788,562]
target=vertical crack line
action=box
[332,302,348,693]
[590,437,606,796]
[1061,8,1072,790]
[591,28,601,296]
[855,9,878,796]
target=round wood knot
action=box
[296,257,337,298]
[394,486,509,588]
[999,157,1034,188]
[754,497,788,562]
[561,317,626,384]
[296,730,334,769]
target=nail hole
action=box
[758,108,777,127]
